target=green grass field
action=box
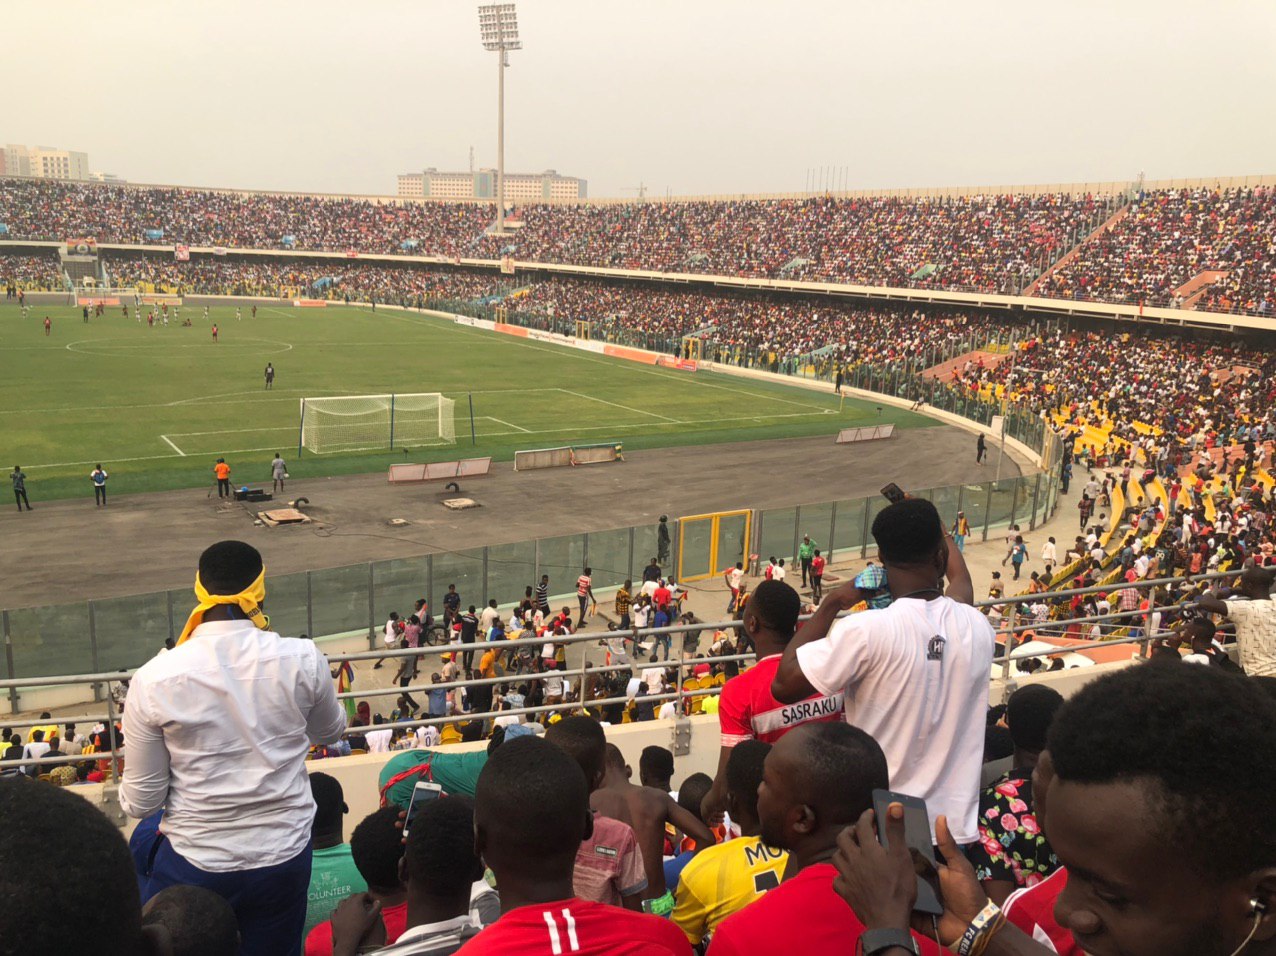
[0,302,933,501]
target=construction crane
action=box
[622,183,648,201]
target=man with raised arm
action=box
[593,744,715,916]
[701,580,844,822]
[772,497,994,847]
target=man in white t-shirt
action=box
[772,497,994,846]
[724,562,745,612]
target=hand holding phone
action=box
[403,781,443,839]
[871,789,943,916]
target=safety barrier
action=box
[835,424,896,444]
[513,443,623,471]
[387,457,492,484]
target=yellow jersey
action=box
[671,835,787,944]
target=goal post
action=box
[298,393,456,455]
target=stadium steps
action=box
[1175,270,1229,310]
[919,349,1011,382]
[1022,203,1132,297]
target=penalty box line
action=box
[159,435,187,456]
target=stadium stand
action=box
[1040,186,1276,313]
[0,250,64,292]
[5,176,1275,313]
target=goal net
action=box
[299,393,456,454]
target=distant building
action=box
[396,167,586,202]
[90,172,127,184]
[1,144,92,181]
[397,173,426,198]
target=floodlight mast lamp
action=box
[478,3,521,235]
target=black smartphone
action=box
[872,789,943,916]
[880,482,908,504]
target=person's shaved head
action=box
[744,580,801,639]
[545,716,607,793]
[1240,564,1275,597]
[475,735,591,881]
[198,540,263,595]
[141,885,239,956]
[872,498,944,566]
[757,722,888,851]
[0,777,159,955]
[603,742,628,772]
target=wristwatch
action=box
[860,928,920,955]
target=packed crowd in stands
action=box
[513,278,1004,368]
[1040,186,1276,313]
[0,177,494,257]
[7,176,1276,311]
[103,254,508,304]
[1,250,63,292]
[482,193,1109,292]
[958,329,1273,442]
[4,501,1275,956]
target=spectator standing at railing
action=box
[702,581,845,822]
[772,498,993,847]
[121,539,347,956]
[1196,564,1276,676]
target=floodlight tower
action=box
[478,3,521,235]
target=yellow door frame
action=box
[677,509,753,582]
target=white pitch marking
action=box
[557,388,680,423]
[483,416,531,433]
[416,314,835,412]
[165,425,298,438]
[160,435,187,456]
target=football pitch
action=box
[0,302,932,501]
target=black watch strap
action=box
[860,928,919,955]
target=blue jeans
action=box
[131,811,313,956]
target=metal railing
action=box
[0,570,1239,780]
[1,464,1062,712]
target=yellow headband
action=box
[177,567,270,644]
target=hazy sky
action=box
[4,0,1274,197]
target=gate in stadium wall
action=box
[677,510,752,583]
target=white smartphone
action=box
[403,781,443,838]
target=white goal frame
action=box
[298,393,456,455]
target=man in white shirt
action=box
[415,723,441,748]
[772,498,994,846]
[121,540,347,956]
[478,599,501,636]
[21,729,51,776]
[365,717,394,753]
